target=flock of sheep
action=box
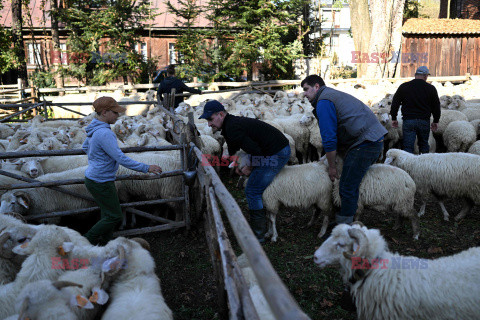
[0,214,172,319]
[1,76,480,319]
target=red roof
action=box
[403,18,480,34]
[1,0,211,29]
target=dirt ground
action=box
[142,170,480,320]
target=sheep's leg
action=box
[438,201,450,221]
[306,208,318,228]
[454,198,475,221]
[317,215,329,239]
[265,212,274,239]
[270,213,278,242]
[410,213,420,240]
[418,201,427,217]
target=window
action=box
[28,43,42,65]
[60,43,68,65]
[168,43,177,64]
[135,42,148,61]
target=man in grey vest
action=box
[301,75,387,228]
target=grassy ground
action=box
[143,168,480,320]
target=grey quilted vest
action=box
[314,86,387,153]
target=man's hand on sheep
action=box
[431,122,438,132]
[148,165,163,174]
[328,166,338,182]
[391,120,399,128]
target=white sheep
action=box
[101,237,173,320]
[314,224,480,320]
[0,166,95,223]
[461,107,480,121]
[332,163,419,239]
[261,161,333,242]
[443,120,476,152]
[435,109,468,136]
[0,124,15,139]
[385,149,480,221]
[0,225,74,319]
[468,140,480,155]
[117,153,183,220]
[299,112,323,161]
[272,114,310,163]
[7,280,82,320]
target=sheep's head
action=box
[0,223,37,260]
[0,190,31,216]
[384,148,407,166]
[16,280,82,320]
[314,223,387,284]
[16,157,45,178]
[314,224,366,268]
[12,225,71,256]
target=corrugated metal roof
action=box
[403,18,480,35]
[1,0,211,29]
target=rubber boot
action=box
[249,209,267,244]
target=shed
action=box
[400,18,480,77]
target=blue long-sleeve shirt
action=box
[82,118,149,183]
[316,100,337,152]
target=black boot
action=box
[249,209,267,244]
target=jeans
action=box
[245,145,291,210]
[84,178,123,245]
[402,119,430,154]
[339,140,384,218]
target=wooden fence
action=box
[0,91,313,319]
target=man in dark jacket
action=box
[390,66,441,153]
[157,65,201,108]
[199,100,290,243]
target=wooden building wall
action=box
[400,35,480,77]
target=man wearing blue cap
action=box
[199,100,291,243]
[390,66,441,153]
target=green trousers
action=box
[84,178,122,245]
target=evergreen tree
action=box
[56,0,156,85]
[0,1,19,75]
[168,0,307,81]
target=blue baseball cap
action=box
[415,66,430,75]
[198,100,225,119]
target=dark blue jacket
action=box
[157,76,201,108]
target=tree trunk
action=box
[349,0,372,78]
[364,0,406,78]
[51,0,64,91]
[12,0,27,88]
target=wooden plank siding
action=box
[401,35,480,77]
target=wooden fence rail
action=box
[191,143,310,320]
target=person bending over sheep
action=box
[82,97,162,245]
[199,100,290,244]
[301,75,387,229]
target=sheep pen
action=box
[2,80,480,319]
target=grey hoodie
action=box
[82,118,148,183]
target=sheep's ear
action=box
[14,193,30,209]
[12,241,32,255]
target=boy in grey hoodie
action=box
[82,96,162,245]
